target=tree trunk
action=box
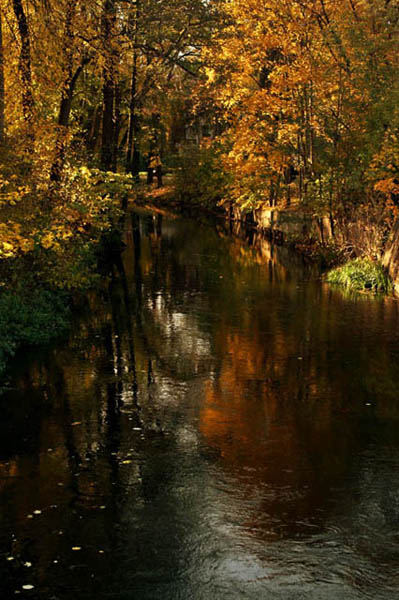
[147,159,154,185]
[146,154,154,185]
[126,0,140,180]
[50,0,86,183]
[156,165,163,188]
[87,104,102,155]
[13,0,34,142]
[0,10,5,143]
[383,218,399,295]
[100,0,117,172]
[101,74,115,171]
[126,55,141,180]
[50,63,86,182]
[112,81,121,171]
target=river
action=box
[1,210,399,599]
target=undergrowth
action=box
[0,287,70,374]
[326,258,392,293]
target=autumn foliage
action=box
[1,0,399,270]
[0,0,220,272]
[202,0,399,229]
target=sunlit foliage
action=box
[202,0,399,225]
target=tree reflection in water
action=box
[0,210,399,599]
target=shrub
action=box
[0,287,70,375]
[326,258,392,293]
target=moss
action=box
[326,258,392,293]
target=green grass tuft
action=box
[326,258,392,293]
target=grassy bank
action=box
[326,258,392,293]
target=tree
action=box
[12,0,34,142]
[200,0,399,232]
[0,7,5,142]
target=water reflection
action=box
[0,211,399,599]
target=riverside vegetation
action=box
[1,0,399,372]
[326,258,392,294]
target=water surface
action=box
[1,211,399,599]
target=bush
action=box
[0,287,70,374]
[0,156,130,376]
[326,258,392,293]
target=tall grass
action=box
[326,258,392,293]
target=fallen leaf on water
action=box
[33,510,42,515]
[72,547,81,551]
[7,556,14,561]
[22,585,34,590]
[24,562,32,568]
[122,460,132,465]
[71,422,82,426]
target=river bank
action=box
[138,180,399,294]
[0,209,126,377]
[1,176,397,379]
